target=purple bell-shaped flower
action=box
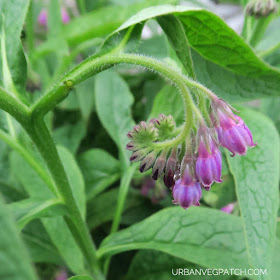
[195,131,222,189]
[216,112,256,157]
[172,164,202,209]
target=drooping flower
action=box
[212,99,256,157]
[172,163,202,209]
[195,131,222,189]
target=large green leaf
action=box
[125,250,235,280]
[0,195,37,280]
[95,71,135,167]
[63,0,177,46]
[10,151,86,274]
[0,0,30,93]
[78,148,120,200]
[103,5,280,101]
[98,207,250,270]
[226,108,280,280]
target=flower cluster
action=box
[126,96,256,210]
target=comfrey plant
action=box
[0,1,279,280]
[127,83,256,209]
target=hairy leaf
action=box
[227,108,280,280]
[103,5,280,100]
[98,207,250,270]
[63,0,177,46]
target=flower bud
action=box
[150,114,175,140]
[152,152,167,180]
[172,165,202,209]
[163,148,178,189]
[246,0,278,17]
[139,152,156,173]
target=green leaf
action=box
[98,207,250,270]
[0,0,30,93]
[126,250,236,280]
[260,97,280,132]
[104,5,280,100]
[78,148,120,200]
[87,188,144,230]
[9,151,86,274]
[63,0,177,46]
[149,85,184,125]
[9,197,67,230]
[138,34,169,59]
[226,108,280,280]
[53,121,86,154]
[0,194,37,280]
[157,14,195,78]
[57,146,86,218]
[22,220,63,265]
[95,71,135,167]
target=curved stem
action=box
[31,54,200,118]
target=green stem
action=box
[248,17,271,47]
[0,129,58,196]
[104,164,137,275]
[111,165,137,233]
[24,117,103,279]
